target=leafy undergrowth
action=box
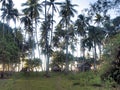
[0,71,119,90]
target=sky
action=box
[11,0,97,29]
[13,0,97,11]
[13,0,97,18]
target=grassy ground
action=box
[0,71,119,90]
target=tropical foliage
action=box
[0,0,120,86]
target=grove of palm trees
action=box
[0,0,120,90]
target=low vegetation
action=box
[0,72,119,90]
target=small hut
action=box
[51,64,61,72]
[77,62,91,71]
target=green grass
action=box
[0,72,119,90]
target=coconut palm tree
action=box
[44,0,62,46]
[94,13,109,59]
[1,0,18,38]
[41,0,59,75]
[53,23,66,51]
[1,0,19,36]
[75,14,89,59]
[83,26,105,69]
[22,0,42,60]
[0,0,7,38]
[40,13,53,74]
[0,0,7,5]
[1,0,18,26]
[59,0,77,73]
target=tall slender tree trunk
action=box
[50,6,54,46]
[2,16,5,76]
[65,20,69,73]
[31,16,35,59]
[7,21,11,73]
[13,22,17,42]
[2,18,5,38]
[1,63,5,78]
[45,0,50,76]
[98,44,102,60]
[21,30,27,70]
[81,37,86,71]
[2,62,5,72]
[35,20,43,71]
[65,35,69,72]
[93,42,97,70]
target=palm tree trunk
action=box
[8,63,10,71]
[65,35,69,72]
[98,44,102,60]
[3,62,5,72]
[81,37,86,71]
[45,0,50,75]
[31,16,35,59]
[13,22,17,42]
[35,20,43,72]
[50,6,54,46]
[65,20,69,73]
[21,30,27,64]
[93,42,97,70]
[2,16,5,77]
[2,18,5,38]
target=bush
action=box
[101,46,120,84]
